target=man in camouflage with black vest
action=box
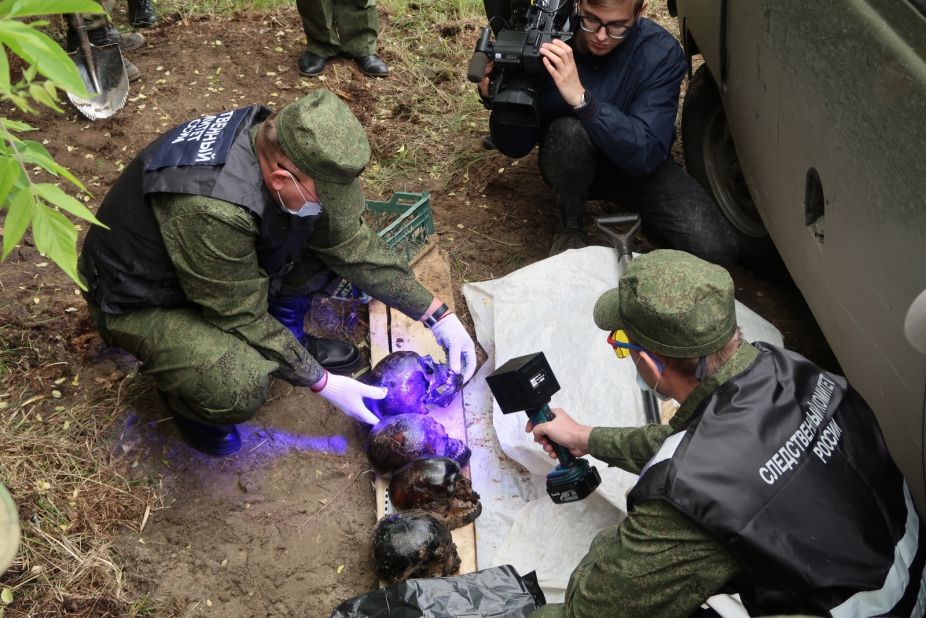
[526,250,924,618]
[79,89,475,456]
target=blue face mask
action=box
[635,356,671,402]
[278,171,323,217]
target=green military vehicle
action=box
[670,0,926,504]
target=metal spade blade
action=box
[66,14,128,120]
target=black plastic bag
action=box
[330,564,546,618]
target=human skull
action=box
[370,510,461,584]
[359,352,463,418]
[364,414,472,476]
[388,457,482,530]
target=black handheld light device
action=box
[486,352,601,504]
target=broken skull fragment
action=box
[388,457,482,530]
[370,510,461,584]
[359,352,463,418]
[364,413,471,476]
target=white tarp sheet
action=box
[462,246,782,603]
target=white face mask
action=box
[635,355,671,402]
[278,171,323,217]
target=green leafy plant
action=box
[1,0,108,289]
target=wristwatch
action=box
[573,90,590,111]
[423,303,451,328]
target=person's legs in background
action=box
[589,157,740,265]
[537,116,599,257]
[65,0,145,81]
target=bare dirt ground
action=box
[0,2,839,617]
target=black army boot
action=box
[128,0,158,28]
[353,55,389,78]
[267,297,363,375]
[158,390,241,457]
[298,51,327,77]
[66,22,144,53]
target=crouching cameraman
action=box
[479,0,739,261]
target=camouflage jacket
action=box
[532,343,760,618]
[148,130,434,387]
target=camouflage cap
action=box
[277,89,371,185]
[593,250,736,358]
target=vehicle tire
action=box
[682,64,789,281]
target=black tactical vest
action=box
[628,343,926,617]
[81,105,319,314]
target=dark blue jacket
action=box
[489,17,687,177]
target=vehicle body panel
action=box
[676,0,926,506]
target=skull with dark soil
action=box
[364,413,471,475]
[359,351,463,418]
[388,457,482,530]
[370,510,461,584]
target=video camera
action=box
[466,0,576,127]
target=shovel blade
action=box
[67,43,129,120]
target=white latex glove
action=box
[315,372,385,425]
[430,312,477,383]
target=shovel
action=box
[594,213,662,426]
[66,13,129,120]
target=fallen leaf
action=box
[337,564,345,574]
[316,470,322,477]
[36,262,48,268]
[91,377,114,390]
[1,587,13,604]
[512,160,519,165]
[51,390,61,399]
[55,378,66,385]
[33,297,40,304]
[63,420,70,430]
[138,537,145,544]
[156,66,164,71]
[206,600,213,607]
[498,167,505,173]
[275,47,284,52]
[66,307,78,313]
[319,498,328,505]
[184,544,192,551]
[35,414,43,421]
[221,559,228,566]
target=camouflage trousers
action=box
[84,296,275,427]
[74,0,110,31]
[296,0,378,58]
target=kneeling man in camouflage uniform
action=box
[527,250,924,618]
[79,89,475,456]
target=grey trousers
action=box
[537,116,740,265]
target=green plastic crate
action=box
[365,191,435,264]
[329,192,434,301]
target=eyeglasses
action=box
[577,14,634,39]
[607,329,665,372]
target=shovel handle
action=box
[596,214,639,228]
[69,13,101,94]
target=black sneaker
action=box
[158,390,241,457]
[548,226,589,257]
